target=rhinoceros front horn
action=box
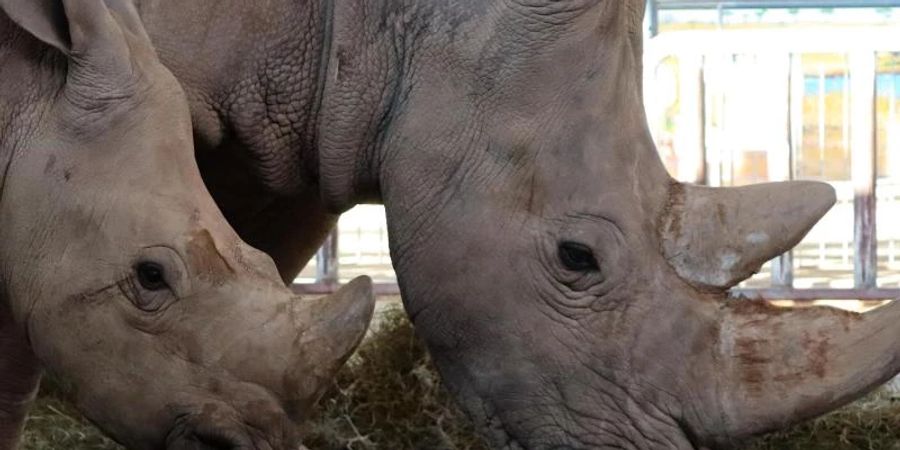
[704,296,900,444]
[661,180,836,290]
[285,276,376,413]
[656,180,900,445]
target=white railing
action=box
[644,25,900,300]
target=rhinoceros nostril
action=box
[168,432,245,450]
[195,434,238,450]
[166,412,257,450]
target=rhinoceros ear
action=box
[103,0,153,45]
[2,0,148,65]
[0,0,71,53]
[661,181,836,290]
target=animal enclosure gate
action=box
[645,23,900,302]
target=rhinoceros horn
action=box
[702,295,900,443]
[661,181,836,290]
[653,164,900,446]
[653,149,900,445]
[657,179,900,445]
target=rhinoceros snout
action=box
[165,407,294,450]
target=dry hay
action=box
[745,391,900,450]
[23,305,900,450]
[302,305,487,450]
[23,396,120,450]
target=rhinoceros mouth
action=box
[482,421,525,450]
[470,396,527,450]
[165,411,268,450]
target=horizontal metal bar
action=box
[292,283,401,296]
[295,283,900,301]
[646,28,900,60]
[656,0,900,9]
[732,288,900,301]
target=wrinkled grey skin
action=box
[0,1,375,449]
[13,0,896,449]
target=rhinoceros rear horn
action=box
[661,181,836,290]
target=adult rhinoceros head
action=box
[317,1,900,448]
[0,1,374,448]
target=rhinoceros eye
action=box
[558,241,599,272]
[136,262,168,291]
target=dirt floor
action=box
[22,304,900,450]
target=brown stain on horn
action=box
[728,301,798,392]
[716,203,727,226]
[802,332,830,379]
[659,181,685,240]
[726,300,863,394]
[733,337,770,391]
[186,229,235,284]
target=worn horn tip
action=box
[330,275,376,324]
[797,180,837,216]
[345,275,374,296]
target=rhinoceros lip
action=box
[474,396,526,450]
[165,411,261,450]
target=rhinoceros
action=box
[8,0,899,449]
[0,1,375,449]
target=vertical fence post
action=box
[850,51,877,289]
[704,55,722,188]
[772,52,795,288]
[647,0,659,38]
[316,228,340,286]
[676,53,706,184]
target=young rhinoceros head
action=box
[0,1,374,448]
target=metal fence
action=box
[647,0,900,36]
[645,25,900,301]
[294,206,398,295]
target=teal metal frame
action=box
[648,0,900,36]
